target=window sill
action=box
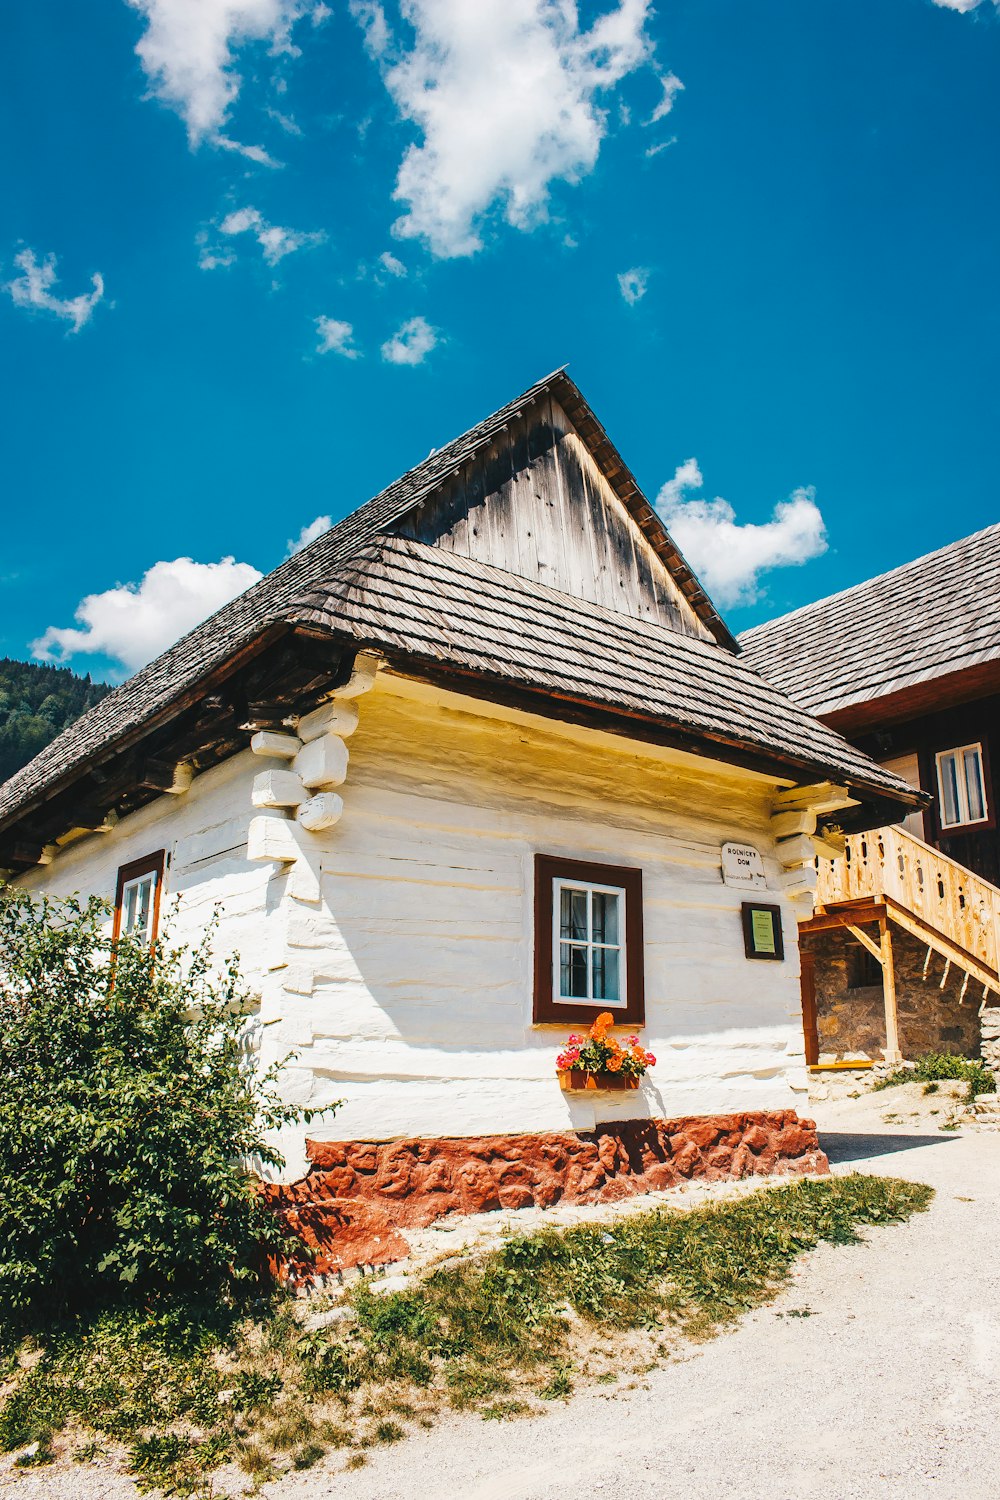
[532,1020,643,1030]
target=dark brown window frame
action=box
[112,850,166,950]
[740,901,785,962]
[533,854,644,1027]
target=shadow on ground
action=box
[819,1131,959,1164]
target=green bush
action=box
[874,1050,995,1102]
[0,888,319,1328]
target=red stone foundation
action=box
[265,1111,827,1278]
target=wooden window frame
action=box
[112,850,166,950]
[934,742,992,832]
[533,854,644,1026]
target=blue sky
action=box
[2,0,998,681]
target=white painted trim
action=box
[935,743,989,829]
[551,875,628,1009]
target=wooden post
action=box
[879,917,902,1064]
[799,951,819,1067]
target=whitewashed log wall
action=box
[16,674,809,1179]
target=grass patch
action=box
[873,1051,995,1102]
[0,1174,931,1494]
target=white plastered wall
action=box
[15,673,810,1179]
[15,754,292,1042]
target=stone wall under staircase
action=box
[801,923,984,1062]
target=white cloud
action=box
[196,243,237,270]
[350,0,390,57]
[655,460,828,608]
[201,205,323,267]
[216,133,282,165]
[287,515,332,555]
[380,314,438,364]
[378,249,406,277]
[267,104,302,135]
[125,0,309,144]
[648,70,683,123]
[657,456,703,509]
[5,249,105,333]
[315,315,360,356]
[618,266,648,305]
[931,0,986,10]
[363,0,653,258]
[645,136,676,159]
[32,556,263,672]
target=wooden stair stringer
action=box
[882,897,999,996]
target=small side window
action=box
[113,851,165,948]
[935,745,988,830]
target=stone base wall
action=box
[802,926,983,1061]
[266,1111,828,1277]
[981,1008,1000,1075]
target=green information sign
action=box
[751,908,776,954]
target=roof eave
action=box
[343,637,925,818]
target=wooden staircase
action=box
[800,826,1000,1066]
[814,825,1000,999]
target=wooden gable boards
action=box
[394,385,727,647]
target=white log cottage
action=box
[0,372,919,1233]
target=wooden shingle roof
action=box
[739,523,1000,721]
[287,534,922,800]
[0,369,920,848]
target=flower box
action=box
[555,1014,654,1091]
[559,1069,640,1093]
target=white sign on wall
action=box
[721,841,768,890]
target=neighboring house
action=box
[0,371,915,1197]
[741,524,1000,1071]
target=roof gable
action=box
[395,389,713,640]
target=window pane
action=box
[939,754,960,826]
[560,887,589,942]
[122,874,155,938]
[592,945,620,1003]
[591,890,619,946]
[560,942,589,999]
[964,748,986,822]
[136,877,152,937]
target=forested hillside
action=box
[0,658,111,784]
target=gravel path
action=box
[6,1093,1000,1500]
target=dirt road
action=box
[268,1094,1000,1500]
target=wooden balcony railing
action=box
[815,825,1000,989]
